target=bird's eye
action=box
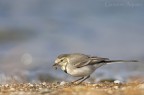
[60,60,63,62]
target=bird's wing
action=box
[73,58,92,68]
[89,56,109,64]
[74,55,109,68]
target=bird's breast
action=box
[66,65,96,77]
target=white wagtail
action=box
[53,53,138,84]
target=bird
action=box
[53,53,138,84]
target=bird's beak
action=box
[52,62,58,70]
[53,63,57,66]
[52,60,58,69]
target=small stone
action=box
[138,84,144,89]
[29,83,34,87]
[40,88,52,94]
[42,82,47,86]
[60,81,67,85]
[10,88,15,91]
[114,80,121,84]
[5,84,9,87]
[92,84,98,87]
[114,86,119,89]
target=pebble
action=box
[92,84,98,87]
[42,82,47,86]
[138,84,144,89]
[113,86,119,89]
[114,80,121,84]
[40,88,52,94]
[10,88,15,91]
[60,81,67,85]
[28,83,34,87]
[5,84,9,87]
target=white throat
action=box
[61,61,68,71]
[61,65,66,71]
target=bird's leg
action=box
[77,75,90,84]
[72,77,84,84]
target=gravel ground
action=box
[0,82,144,95]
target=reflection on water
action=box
[0,0,144,83]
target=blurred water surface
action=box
[0,0,144,83]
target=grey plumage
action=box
[53,53,138,84]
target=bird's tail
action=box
[105,60,138,64]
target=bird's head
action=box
[53,54,69,69]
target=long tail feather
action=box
[105,60,138,64]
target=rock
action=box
[138,83,144,89]
[113,86,119,89]
[60,81,67,85]
[114,80,122,84]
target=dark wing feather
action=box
[89,56,109,64]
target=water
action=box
[0,0,144,83]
